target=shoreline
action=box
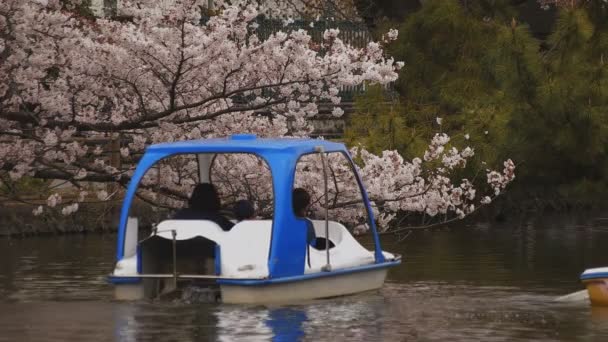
[3,198,608,238]
[0,201,164,237]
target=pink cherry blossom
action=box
[0,1,515,231]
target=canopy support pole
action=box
[316,146,332,272]
[171,230,177,287]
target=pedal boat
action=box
[107,134,401,303]
[581,267,608,306]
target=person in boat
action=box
[173,183,234,231]
[293,188,335,251]
[233,199,255,221]
[293,188,317,248]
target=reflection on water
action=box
[591,306,608,322]
[213,305,309,341]
[266,308,306,342]
[2,216,608,341]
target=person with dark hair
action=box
[173,183,234,231]
[233,199,255,221]
[292,188,310,218]
[293,188,317,249]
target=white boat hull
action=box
[220,267,388,304]
[110,219,400,303]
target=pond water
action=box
[2,216,608,341]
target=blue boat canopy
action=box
[115,134,385,279]
[148,134,347,154]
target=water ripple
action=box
[1,224,608,341]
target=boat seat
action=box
[305,220,375,274]
[310,220,345,245]
[154,220,226,243]
[152,219,272,278]
[219,220,272,278]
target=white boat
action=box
[581,267,608,306]
[108,134,401,303]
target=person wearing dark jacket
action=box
[292,188,317,247]
[233,199,255,221]
[173,183,234,231]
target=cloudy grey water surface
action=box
[2,217,608,341]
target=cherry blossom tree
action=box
[213,0,362,20]
[292,135,514,234]
[97,0,364,21]
[0,0,514,231]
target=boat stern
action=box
[581,267,608,306]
